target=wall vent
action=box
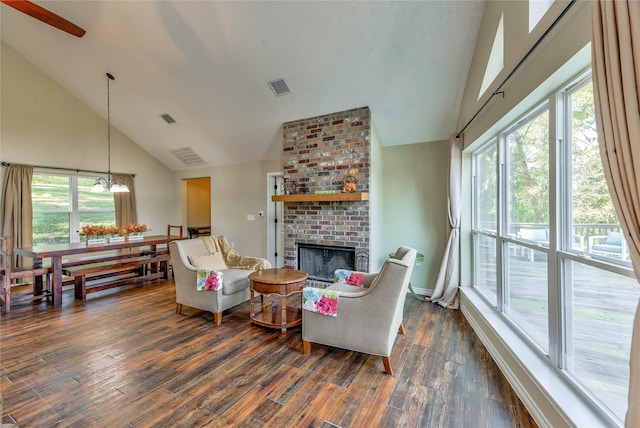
[170,147,206,166]
[161,113,176,124]
[268,78,291,96]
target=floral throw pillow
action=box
[302,287,340,316]
[334,269,365,287]
[196,269,223,291]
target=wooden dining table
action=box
[14,235,182,306]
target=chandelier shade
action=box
[91,72,129,193]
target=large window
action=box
[32,173,116,244]
[471,72,638,424]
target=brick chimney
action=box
[282,106,371,272]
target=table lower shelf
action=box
[250,302,302,331]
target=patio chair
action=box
[517,228,549,262]
[588,232,629,260]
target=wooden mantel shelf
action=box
[271,192,369,202]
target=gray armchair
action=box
[302,246,417,375]
[168,237,270,325]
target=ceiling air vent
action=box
[170,147,206,166]
[161,113,176,124]
[268,78,291,97]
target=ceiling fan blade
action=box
[1,0,85,38]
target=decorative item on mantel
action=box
[342,169,361,193]
[282,176,290,195]
[122,223,147,240]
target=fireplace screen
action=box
[298,243,356,282]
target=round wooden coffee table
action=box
[248,268,307,335]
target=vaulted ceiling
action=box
[1,1,485,171]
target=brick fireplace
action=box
[282,106,371,276]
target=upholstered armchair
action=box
[168,236,270,325]
[302,246,417,375]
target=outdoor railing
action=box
[478,222,624,253]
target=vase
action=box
[342,174,358,193]
[128,233,144,241]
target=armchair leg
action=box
[382,356,393,375]
[214,312,222,325]
[398,322,405,335]
[3,280,10,314]
[303,340,311,355]
[175,303,182,314]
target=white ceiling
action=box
[1,1,485,171]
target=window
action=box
[32,173,116,244]
[529,0,554,33]
[471,72,638,424]
[479,13,504,98]
[473,142,498,305]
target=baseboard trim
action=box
[460,287,619,428]
[409,286,431,297]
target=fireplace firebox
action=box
[297,243,356,282]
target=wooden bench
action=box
[63,252,170,301]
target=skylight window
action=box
[478,13,504,100]
[529,0,554,33]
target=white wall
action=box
[381,140,449,292]
[174,158,281,260]
[458,0,591,145]
[369,120,384,271]
[0,43,175,234]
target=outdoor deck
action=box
[477,241,637,421]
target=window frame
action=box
[470,68,637,425]
[32,171,116,244]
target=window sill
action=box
[459,287,620,428]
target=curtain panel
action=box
[112,173,137,227]
[429,134,462,309]
[1,164,34,267]
[591,1,640,425]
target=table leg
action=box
[52,256,63,306]
[33,257,43,296]
[280,294,287,334]
[250,288,256,321]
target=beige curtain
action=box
[592,1,640,426]
[112,173,137,227]
[1,164,34,267]
[429,134,462,309]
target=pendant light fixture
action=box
[91,72,129,193]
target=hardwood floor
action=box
[1,281,537,427]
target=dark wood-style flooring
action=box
[1,280,537,427]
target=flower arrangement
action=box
[121,223,147,235]
[80,224,119,237]
[80,224,121,244]
[342,168,361,193]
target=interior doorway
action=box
[184,177,211,238]
[267,173,284,268]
